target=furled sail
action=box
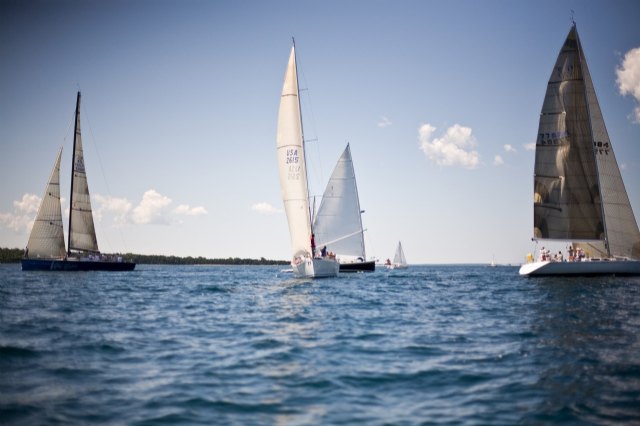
[26,147,66,259]
[532,25,640,259]
[68,92,99,253]
[276,46,312,258]
[313,144,366,259]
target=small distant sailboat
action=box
[385,241,408,270]
[276,42,339,278]
[519,24,640,276]
[313,144,375,272]
[22,92,135,271]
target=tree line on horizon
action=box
[0,247,288,265]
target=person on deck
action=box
[321,246,327,257]
[310,234,316,257]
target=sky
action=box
[1,0,640,264]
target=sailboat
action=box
[519,24,640,276]
[276,42,339,278]
[385,241,408,270]
[313,144,375,272]
[21,92,135,271]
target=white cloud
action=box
[0,193,41,233]
[93,194,132,224]
[377,116,392,128]
[524,142,536,151]
[504,144,516,153]
[493,155,504,166]
[616,47,640,122]
[419,123,479,169]
[251,202,281,215]
[132,189,173,225]
[173,204,208,216]
[130,190,207,225]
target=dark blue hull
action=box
[21,258,135,271]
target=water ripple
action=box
[1,264,639,424]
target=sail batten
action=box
[531,24,640,259]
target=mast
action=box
[574,24,610,257]
[68,91,81,257]
[292,38,315,251]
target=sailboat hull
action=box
[519,260,640,277]
[21,258,136,271]
[339,260,375,273]
[292,256,339,278]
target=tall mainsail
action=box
[532,24,640,259]
[313,144,366,259]
[26,147,66,259]
[276,46,312,258]
[68,92,99,254]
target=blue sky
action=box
[1,0,639,264]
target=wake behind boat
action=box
[519,24,640,277]
[22,92,135,272]
[276,41,339,278]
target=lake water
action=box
[1,264,639,425]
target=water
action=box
[1,264,639,425]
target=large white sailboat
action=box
[276,43,339,278]
[22,92,135,271]
[313,144,375,272]
[519,24,640,276]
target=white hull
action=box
[385,264,408,270]
[519,260,640,276]
[292,256,339,278]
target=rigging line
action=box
[82,102,129,254]
[297,58,325,195]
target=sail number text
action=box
[286,149,301,180]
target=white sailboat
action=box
[313,144,375,272]
[22,92,135,271]
[519,24,640,276]
[385,241,408,270]
[276,42,339,278]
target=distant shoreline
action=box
[0,247,288,265]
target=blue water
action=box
[1,264,639,425]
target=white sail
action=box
[68,92,99,254]
[532,25,640,259]
[26,147,66,259]
[393,241,407,266]
[313,144,366,260]
[276,46,312,258]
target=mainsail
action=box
[26,147,66,259]
[276,45,312,258]
[313,144,366,259]
[68,92,99,254]
[532,24,640,259]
